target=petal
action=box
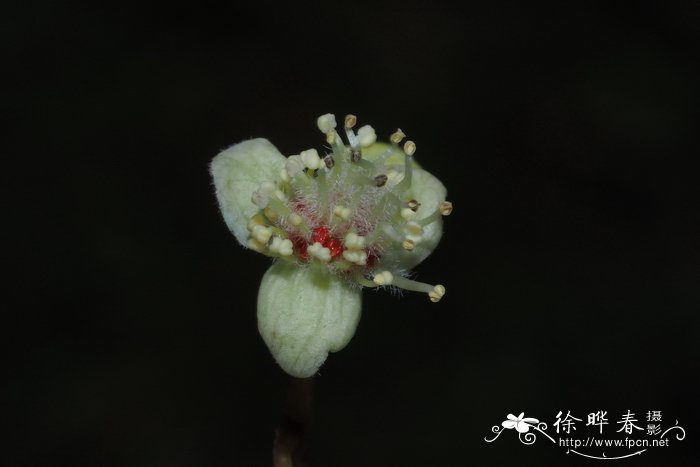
[507,413,519,421]
[502,421,517,429]
[515,422,530,433]
[522,417,539,424]
[257,262,362,378]
[379,168,447,270]
[210,138,286,246]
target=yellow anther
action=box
[344,114,357,128]
[428,285,446,303]
[289,213,303,227]
[342,249,367,266]
[263,207,278,222]
[334,205,352,221]
[247,213,267,231]
[251,225,272,244]
[401,207,416,220]
[357,125,377,147]
[300,149,322,170]
[439,201,453,216]
[317,113,337,133]
[402,238,416,251]
[373,271,394,286]
[344,232,366,249]
[326,131,337,145]
[270,237,293,256]
[390,128,406,144]
[308,242,331,262]
[403,140,416,156]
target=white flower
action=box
[210,114,451,377]
[502,413,540,433]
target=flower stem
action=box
[273,376,314,467]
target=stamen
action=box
[300,149,322,170]
[390,275,445,302]
[350,149,362,162]
[428,285,446,303]
[374,174,388,187]
[343,232,366,249]
[251,225,272,244]
[439,201,453,216]
[333,205,352,221]
[373,271,394,286]
[403,140,416,156]
[357,125,377,147]
[323,154,335,169]
[390,128,406,144]
[344,114,357,129]
[326,131,337,145]
[289,213,303,227]
[269,236,294,256]
[317,113,337,133]
[407,199,421,212]
[402,238,416,251]
[307,242,332,262]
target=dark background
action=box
[6,1,699,466]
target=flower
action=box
[210,113,451,377]
[502,413,540,433]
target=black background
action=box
[6,1,699,466]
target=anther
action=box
[289,213,303,227]
[247,214,266,231]
[402,238,416,251]
[317,113,337,133]
[344,232,366,249]
[334,205,352,221]
[300,149,322,170]
[373,271,394,286]
[403,140,416,156]
[407,199,421,212]
[374,174,388,187]
[350,149,362,162]
[308,242,332,262]
[390,128,406,144]
[428,285,446,303]
[325,131,337,145]
[251,225,272,244]
[357,125,377,147]
[439,201,453,216]
[269,236,293,256]
[344,114,357,128]
[323,155,335,169]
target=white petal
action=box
[257,262,362,378]
[380,167,447,270]
[210,138,286,246]
[502,421,517,429]
[515,422,530,433]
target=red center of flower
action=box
[291,226,345,262]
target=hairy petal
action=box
[210,138,286,245]
[381,167,447,270]
[257,262,362,378]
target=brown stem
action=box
[273,376,314,467]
